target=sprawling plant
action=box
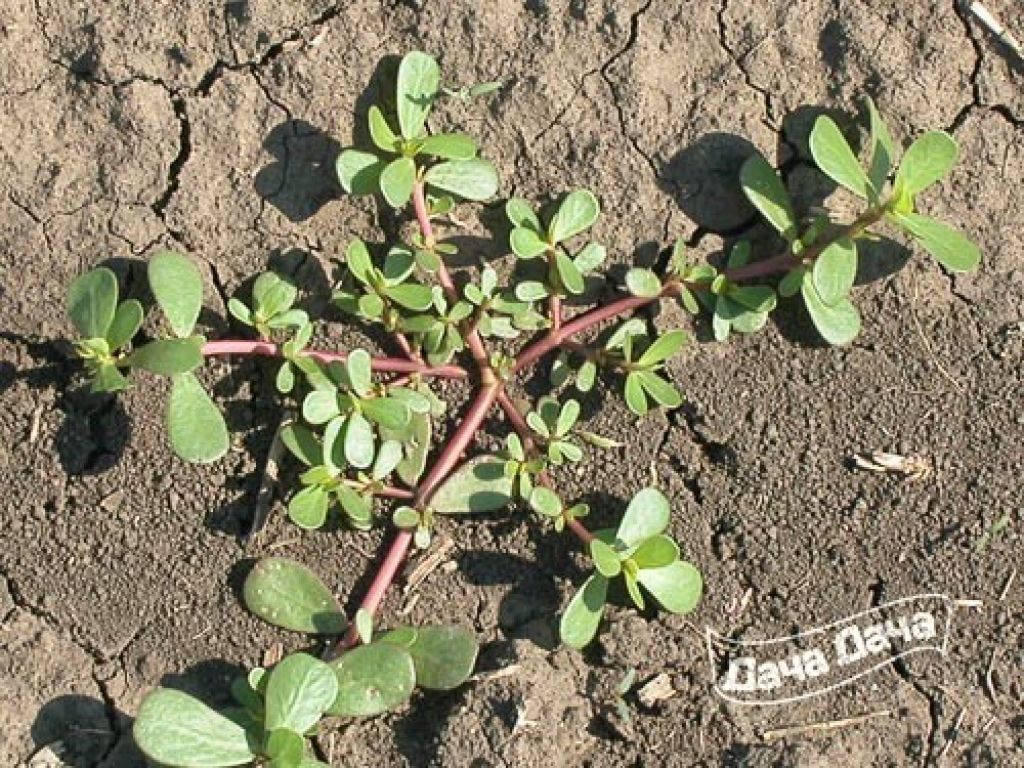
[65,52,978,764]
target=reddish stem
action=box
[514,287,677,373]
[201,340,467,379]
[549,295,562,333]
[375,486,415,500]
[337,530,413,651]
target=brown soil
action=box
[1,1,1022,766]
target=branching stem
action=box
[201,340,467,378]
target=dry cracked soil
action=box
[1,1,1022,766]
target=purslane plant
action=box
[64,51,979,765]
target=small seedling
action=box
[64,52,979,763]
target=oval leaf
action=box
[424,158,498,201]
[336,149,385,196]
[812,238,858,306]
[380,625,478,690]
[430,455,513,514]
[636,560,703,614]
[133,688,256,767]
[68,267,118,339]
[167,373,229,463]
[149,251,204,338]
[106,299,144,349]
[380,156,416,208]
[128,337,203,376]
[396,51,440,140]
[892,212,980,273]
[625,267,661,298]
[418,132,477,160]
[808,116,872,199]
[329,642,416,717]
[616,487,670,546]
[894,131,957,197]
[740,153,797,238]
[548,190,599,243]
[265,653,339,734]
[559,573,608,649]
[243,556,347,634]
[801,275,861,345]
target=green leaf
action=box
[866,96,895,194]
[106,299,144,349]
[574,242,606,273]
[515,281,549,301]
[617,487,670,546]
[638,330,687,367]
[637,371,682,408]
[809,115,872,199]
[431,456,514,514]
[92,363,131,393]
[288,485,330,530]
[624,571,645,610]
[559,573,608,650]
[729,285,776,313]
[632,534,679,569]
[892,211,980,273]
[265,653,338,735]
[778,267,806,298]
[419,133,477,160]
[385,283,435,311]
[128,337,203,376]
[636,560,702,614]
[529,486,562,518]
[555,251,584,294]
[266,729,305,767]
[281,423,322,466]
[380,156,416,208]
[133,688,257,767]
[167,373,229,463]
[801,276,861,345]
[362,397,411,431]
[368,105,399,152]
[372,439,403,480]
[623,372,648,416]
[345,239,374,284]
[244,557,347,634]
[740,153,797,238]
[344,411,375,469]
[336,485,372,529]
[355,609,374,645]
[812,238,858,306]
[894,131,957,197]
[303,390,341,424]
[510,226,548,259]
[329,642,416,717]
[337,149,385,196]
[590,540,622,578]
[380,626,478,690]
[548,190,599,243]
[506,198,541,231]
[396,51,440,140]
[625,267,661,298]
[390,411,431,486]
[149,251,204,338]
[424,158,498,201]
[68,267,118,339]
[346,349,372,396]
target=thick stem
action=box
[375,486,415,500]
[201,340,467,379]
[336,530,413,652]
[415,383,502,507]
